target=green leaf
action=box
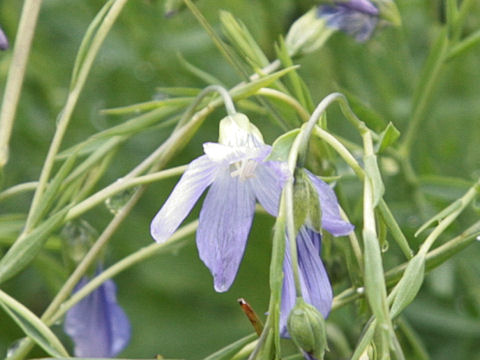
[363,229,389,325]
[0,208,69,284]
[266,129,300,162]
[220,11,269,68]
[376,122,400,154]
[94,105,181,139]
[204,333,257,360]
[177,52,225,86]
[70,0,115,89]
[276,37,314,114]
[414,199,462,237]
[101,97,194,116]
[389,253,426,318]
[447,29,480,61]
[411,28,449,114]
[340,89,386,132]
[364,154,385,207]
[28,153,78,228]
[0,290,69,357]
[230,66,299,101]
[155,86,202,97]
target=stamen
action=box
[230,159,258,181]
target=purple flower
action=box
[318,0,379,42]
[0,27,8,50]
[280,170,354,336]
[64,272,131,357]
[151,114,289,292]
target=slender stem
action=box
[24,0,129,231]
[65,165,187,220]
[399,30,449,158]
[0,0,43,168]
[50,221,198,324]
[257,88,310,122]
[0,182,37,202]
[418,182,479,255]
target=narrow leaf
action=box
[0,290,69,357]
[204,333,257,360]
[376,122,400,153]
[415,199,462,237]
[266,129,300,162]
[363,229,388,324]
[390,253,426,318]
[0,208,69,283]
[364,155,385,207]
[230,66,299,101]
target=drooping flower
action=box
[151,114,289,292]
[285,0,400,55]
[64,271,131,357]
[280,170,354,336]
[317,0,380,42]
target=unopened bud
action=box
[285,8,334,57]
[287,298,328,360]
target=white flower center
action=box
[230,159,258,181]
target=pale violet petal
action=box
[250,161,289,216]
[306,170,354,236]
[150,155,218,243]
[297,228,333,317]
[196,169,256,292]
[64,274,131,357]
[318,5,378,42]
[203,142,269,165]
[280,228,333,337]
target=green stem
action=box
[24,0,129,231]
[50,221,198,324]
[418,181,479,255]
[65,165,187,220]
[0,0,43,169]
[256,88,310,122]
[399,29,449,158]
[0,182,37,203]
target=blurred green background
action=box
[0,0,479,359]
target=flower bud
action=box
[285,8,334,57]
[293,170,322,233]
[287,298,328,360]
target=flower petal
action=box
[64,275,131,357]
[318,4,378,42]
[306,170,354,236]
[280,228,333,336]
[203,142,270,165]
[297,228,333,317]
[250,161,289,216]
[151,155,218,243]
[196,169,256,292]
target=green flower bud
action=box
[293,170,322,233]
[285,8,334,57]
[287,298,328,360]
